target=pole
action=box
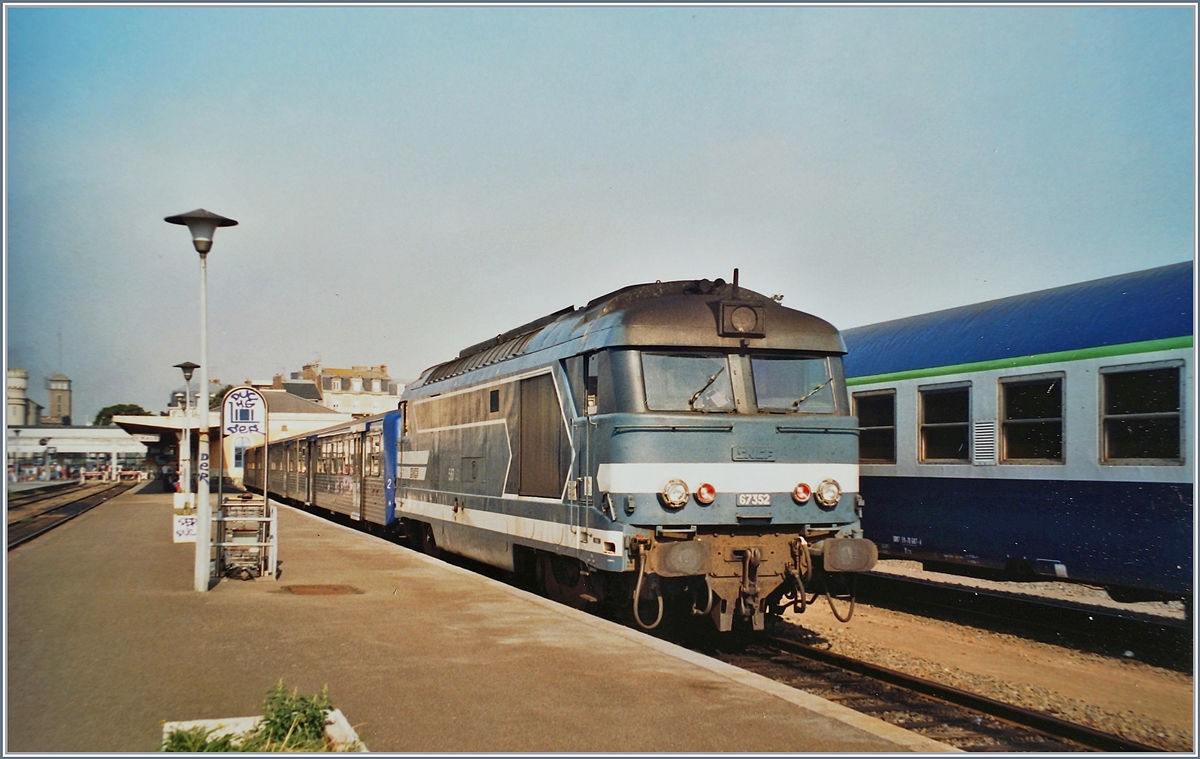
[195,252,212,592]
[182,375,192,502]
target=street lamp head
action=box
[174,361,200,383]
[164,209,238,255]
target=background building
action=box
[7,369,43,427]
[43,374,72,426]
[298,362,404,417]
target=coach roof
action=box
[842,261,1194,380]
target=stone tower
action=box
[44,374,72,426]
[7,369,30,426]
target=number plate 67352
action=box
[737,493,771,506]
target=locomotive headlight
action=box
[696,482,716,505]
[792,482,812,504]
[815,479,842,508]
[662,479,690,509]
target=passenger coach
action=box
[842,261,1193,605]
[245,409,402,527]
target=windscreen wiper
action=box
[688,366,727,410]
[791,376,834,409]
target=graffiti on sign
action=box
[223,387,267,436]
[174,514,198,543]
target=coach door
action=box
[351,434,363,521]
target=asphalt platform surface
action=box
[7,487,954,752]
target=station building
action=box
[114,389,352,487]
[7,425,148,482]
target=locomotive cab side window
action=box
[1101,364,1183,462]
[854,391,896,463]
[1001,375,1064,463]
[920,384,971,462]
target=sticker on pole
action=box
[222,387,268,436]
[174,514,198,543]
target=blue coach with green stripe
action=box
[842,261,1192,606]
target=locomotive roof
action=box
[842,261,1194,380]
[417,277,846,386]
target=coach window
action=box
[920,384,970,462]
[855,391,896,464]
[372,436,382,476]
[1001,376,1064,463]
[1101,364,1182,462]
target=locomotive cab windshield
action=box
[583,348,849,415]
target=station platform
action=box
[7,489,954,753]
[6,478,79,495]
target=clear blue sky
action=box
[5,5,1195,425]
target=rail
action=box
[762,636,1162,752]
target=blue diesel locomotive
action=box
[248,275,878,632]
[842,261,1193,605]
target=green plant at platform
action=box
[161,681,350,752]
[249,681,334,751]
[161,726,238,752]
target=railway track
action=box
[695,634,1161,752]
[855,572,1191,672]
[7,482,136,549]
[6,480,84,509]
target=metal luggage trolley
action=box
[214,385,278,582]
[216,492,278,581]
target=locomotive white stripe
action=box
[398,497,626,559]
[597,462,859,494]
[399,450,429,465]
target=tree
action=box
[210,384,235,410]
[94,403,151,427]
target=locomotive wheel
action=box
[400,519,422,552]
[537,553,594,609]
[420,523,442,559]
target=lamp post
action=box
[174,361,200,504]
[165,209,238,592]
[10,429,19,483]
